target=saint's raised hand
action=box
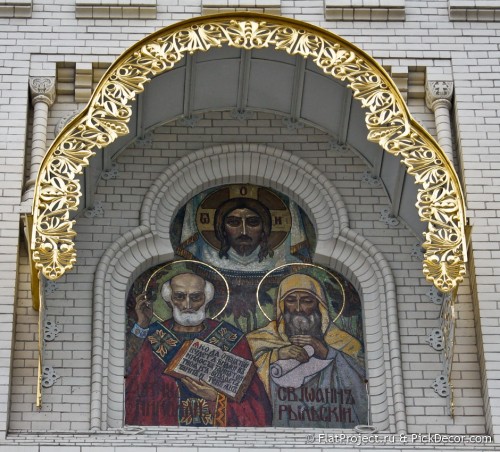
[135,293,153,328]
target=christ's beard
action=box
[232,235,258,256]
[172,305,207,326]
[284,310,322,338]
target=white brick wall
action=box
[1,0,499,449]
[324,0,406,21]
[8,111,485,443]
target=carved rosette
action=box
[32,14,466,292]
[361,170,382,187]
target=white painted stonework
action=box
[1,1,499,451]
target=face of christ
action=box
[223,207,264,257]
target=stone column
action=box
[425,80,454,166]
[23,77,56,203]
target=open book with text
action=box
[165,338,255,402]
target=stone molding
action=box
[449,0,500,21]
[0,0,32,18]
[325,0,406,21]
[75,0,157,19]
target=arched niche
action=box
[92,144,405,433]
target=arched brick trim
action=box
[92,144,405,434]
[104,234,174,428]
[142,144,347,243]
[337,228,405,434]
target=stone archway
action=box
[92,144,405,432]
[31,12,467,294]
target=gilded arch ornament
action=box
[31,12,467,293]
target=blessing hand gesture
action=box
[135,293,153,328]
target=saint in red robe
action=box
[125,318,271,426]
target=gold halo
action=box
[256,262,346,323]
[144,259,230,321]
[195,184,292,252]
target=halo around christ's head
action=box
[196,184,292,252]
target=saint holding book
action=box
[125,269,271,427]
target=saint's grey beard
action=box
[172,305,207,326]
[284,309,322,338]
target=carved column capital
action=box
[23,76,57,202]
[425,81,454,111]
[29,77,56,106]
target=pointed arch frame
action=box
[31,12,466,292]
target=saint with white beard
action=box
[125,271,271,427]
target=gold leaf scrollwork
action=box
[273,26,300,52]
[32,14,466,293]
[289,31,323,57]
[225,20,274,49]
[423,249,465,293]
[315,45,352,74]
[33,237,76,280]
